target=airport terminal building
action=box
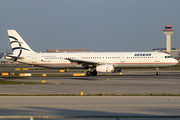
[152,48,180,59]
[47,49,92,53]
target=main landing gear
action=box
[156,67,160,75]
[86,69,97,76]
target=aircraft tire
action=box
[156,72,160,75]
[86,71,92,76]
[91,70,97,76]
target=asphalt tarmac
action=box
[0,96,180,119]
[0,70,180,119]
[0,71,180,94]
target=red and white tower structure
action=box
[163,24,174,53]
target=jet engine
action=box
[96,64,114,72]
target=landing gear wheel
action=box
[91,70,97,76]
[156,67,160,75]
[86,71,91,76]
[156,72,160,75]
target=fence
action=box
[0,116,180,120]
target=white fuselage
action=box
[16,52,178,69]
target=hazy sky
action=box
[0,0,180,53]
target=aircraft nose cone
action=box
[174,59,178,64]
[176,60,178,64]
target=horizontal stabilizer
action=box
[5,55,23,61]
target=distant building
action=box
[47,49,91,53]
[163,24,174,53]
[152,48,180,59]
[152,24,180,60]
[152,48,178,52]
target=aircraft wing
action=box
[65,58,107,66]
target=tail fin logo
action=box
[9,36,31,61]
[9,36,31,52]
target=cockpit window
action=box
[165,56,172,58]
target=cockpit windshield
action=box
[165,56,172,58]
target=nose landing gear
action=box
[156,67,160,75]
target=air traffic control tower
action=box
[163,24,174,53]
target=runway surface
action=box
[0,96,180,117]
[0,71,180,119]
[0,72,180,94]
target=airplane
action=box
[0,53,7,64]
[5,30,178,76]
[0,53,14,64]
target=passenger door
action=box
[32,55,36,63]
[155,54,160,62]
[120,55,125,62]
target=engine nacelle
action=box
[96,64,114,73]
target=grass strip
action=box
[0,93,180,96]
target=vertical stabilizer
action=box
[7,30,36,55]
[1,53,6,59]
